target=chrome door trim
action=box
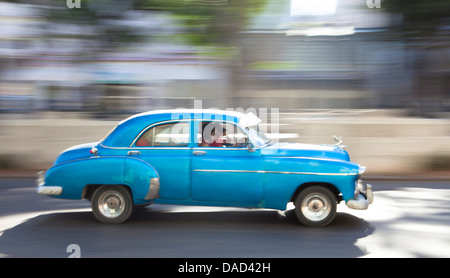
[193,169,357,176]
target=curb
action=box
[363,175,450,182]
[0,169,42,180]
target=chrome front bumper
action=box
[36,171,63,196]
[346,179,374,210]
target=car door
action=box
[191,120,265,204]
[125,120,191,200]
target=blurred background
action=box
[0,0,449,175]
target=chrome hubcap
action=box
[301,193,331,222]
[98,191,125,218]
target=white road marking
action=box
[0,208,91,238]
[339,188,450,258]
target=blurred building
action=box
[0,0,449,116]
[236,0,409,110]
[0,1,229,115]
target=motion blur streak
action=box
[0,0,449,175]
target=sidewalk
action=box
[1,109,450,175]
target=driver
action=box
[199,122,226,147]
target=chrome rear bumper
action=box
[37,185,63,196]
[36,171,63,196]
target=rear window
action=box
[134,122,190,147]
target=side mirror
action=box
[247,142,254,153]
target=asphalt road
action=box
[0,178,449,258]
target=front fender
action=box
[263,157,360,209]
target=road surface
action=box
[0,178,449,258]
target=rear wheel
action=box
[294,186,337,227]
[91,185,134,224]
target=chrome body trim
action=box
[193,169,358,176]
[266,171,357,176]
[145,178,160,200]
[129,119,192,148]
[279,156,351,163]
[101,118,257,150]
[194,169,266,174]
[101,144,192,150]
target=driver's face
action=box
[213,129,227,140]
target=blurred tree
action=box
[383,0,450,37]
[1,0,149,58]
[137,0,267,46]
[136,0,268,107]
[2,0,268,109]
[44,0,145,52]
[0,0,152,114]
[382,0,450,115]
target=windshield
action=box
[246,124,272,147]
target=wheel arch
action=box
[82,184,133,201]
[289,182,342,204]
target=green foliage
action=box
[38,0,267,49]
[138,0,267,46]
[247,61,301,71]
[42,0,146,48]
[426,155,450,170]
[383,0,450,36]
[0,154,16,169]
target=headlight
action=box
[358,165,367,175]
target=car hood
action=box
[261,142,351,162]
[53,142,98,165]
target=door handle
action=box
[193,150,206,155]
[127,150,141,156]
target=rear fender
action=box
[45,157,159,205]
[124,157,160,204]
[45,157,126,200]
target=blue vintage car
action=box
[37,109,373,226]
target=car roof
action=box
[120,109,246,124]
[102,109,247,147]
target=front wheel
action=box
[294,186,337,227]
[91,185,134,224]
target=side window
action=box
[197,121,248,148]
[135,122,189,147]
